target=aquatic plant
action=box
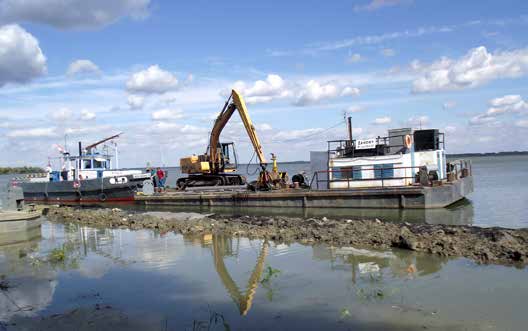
[191,310,231,331]
[339,308,351,319]
[260,266,280,284]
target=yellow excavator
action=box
[177,89,288,190]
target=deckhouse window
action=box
[374,164,394,179]
[332,166,362,179]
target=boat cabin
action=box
[312,128,449,189]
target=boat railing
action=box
[327,133,445,159]
[310,160,471,190]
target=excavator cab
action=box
[219,142,238,172]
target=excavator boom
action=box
[208,89,267,172]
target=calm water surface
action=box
[1,221,527,330]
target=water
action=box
[1,221,527,330]
[1,155,527,228]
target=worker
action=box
[156,167,166,192]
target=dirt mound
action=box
[47,207,528,266]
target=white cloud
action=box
[232,74,290,104]
[257,123,273,131]
[151,109,184,121]
[381,48,396,57]
[126,65,179,94]
[412,46,528,93]
[354,0,412,12]
[0,0,151,29]
[127,94,145,110]
[67,59,100,76]
[80,109,96,120]
[340,86,361,97]
[272,128,325,141]
[515,119,528,128]
[373,116,391,125]
[50,107,73,121]
[469,94,527,126]
[294,80,359,106]
[346,53,362,63]
[444,125,457,133]
[486,94,527,115]
[0,24,46,87]
[469,114,497,125]
[7,127,56,138]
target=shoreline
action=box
[46,206,528,266]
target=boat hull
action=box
[18,174,148,204]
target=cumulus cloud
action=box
[412,46,528,93]
[0,24,46,87]
[294,80,360,106]
[469,94,527,126]
[486,95,527,115]
[354,0,412,12]
[7,127,56,138]
[67,59,100,76]
[229,74,360,106]
[127,94,145,110]
[151,109,184,121]
[0,0,151,29]
[126,65,179,94]
[340,86,361,97]
[80,110,96,120]
[232,74,290,104]
[50,107,73,121]
[373,116,391,125]
[444,125,457,133]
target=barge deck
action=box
[135,176,473,209]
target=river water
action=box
[1,155,527,228]
[1,221,527,330]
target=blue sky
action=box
[1,0,528,167]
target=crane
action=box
[177,89,287,189]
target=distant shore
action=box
[0,166,45,175]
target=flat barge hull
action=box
[136,176,473,209]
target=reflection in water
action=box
[0,238,57,322]
[191,234,269,316]
[132,198,475,226]
[1,221,527,330]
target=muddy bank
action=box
[46,206,528,265]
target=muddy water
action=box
[1,221,527,330]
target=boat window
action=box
[374,164,394,179]
[83,159,92,169]
[93,159,105,169]
[332,166,362,179]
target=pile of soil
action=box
[46,206,528,266]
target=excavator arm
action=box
[209,89,267,172]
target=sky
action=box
[1,0,528,167]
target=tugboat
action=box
[13,134,150,204]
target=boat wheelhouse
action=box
[325,128,448,189]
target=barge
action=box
[136,127,473,209]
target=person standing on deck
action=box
[156,167,165,192]
[150,167,158,189]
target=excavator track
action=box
[177,174,246,189]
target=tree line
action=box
[0,166,45,175]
